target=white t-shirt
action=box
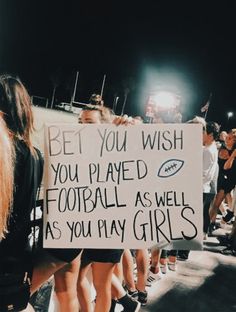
[203,142,218,193]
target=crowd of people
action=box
[0,74,235,312]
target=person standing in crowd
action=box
[119,112,149,307]
[209,129,236,233]
[0,74,83,312]
[202,121,220,237]
[76,105,140,312]
[89,93,104,106]
[0,74,44,311]
[50,106,140,312]
[46,99,106,310]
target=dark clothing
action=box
[45,248,83,263]
[81,249,124,265]
[203,192,215,233]
[177,250,190,260]
[0,140,43,275]
[217,148,236,193]
[160,250,178,258]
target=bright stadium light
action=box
[152,91,179,110]
[138,64,195,121]
[227,111,233,119]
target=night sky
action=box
[0,0,235,128]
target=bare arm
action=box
[224,149,236,170]
[112,114,134,126]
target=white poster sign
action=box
[43,123,203,250]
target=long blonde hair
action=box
[0,116,14,240]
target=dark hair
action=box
[206,121,220,140]
[89,93,102,105]
[80,105,114,123]
[0,74,35,153]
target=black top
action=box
[217,146,236,193]
[0,140,43,273]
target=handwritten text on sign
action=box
[43,124,203,249]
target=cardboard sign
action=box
[43,123,203,250]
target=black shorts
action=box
[45,248,83,263]
[217,177,235,194]
[81,249,123,265]
[36,225,83,263]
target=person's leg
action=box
[113,261,123,283]
[122,249,137,294]
[168,250,178,271]
[135,249,149,307]
[23,303,35,312]
[219,202,227,215]
[203,193,214,234]
[149,247,161,274]
[77,263,93,312]
[135,249,149,292]
[31,247,83,295]
[225,192,233,209]
[146,248,164,287]
[92,262,115,312]
[209,190,225,222]
[31,249,66,295]
[54,255,81,312]
[111,274,141,312]
[110,260,127,311]
[149,248,168,273]
[111,273,130,299]
[110,262,124,310]
[221,192,235,224]
[159,249,168,273]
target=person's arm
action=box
[112,114,133,125]
[218,147,229,160]
[203,148,215,184]
[224,149,236,170]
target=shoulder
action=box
[210,142,218,155]
[15,139,30,156]
[15,140,44,178]
[33,147,44,181]
[14,140,31,173]
[204,144,214,156]
[34,146,44,165]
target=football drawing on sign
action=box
[157,159,184,178]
